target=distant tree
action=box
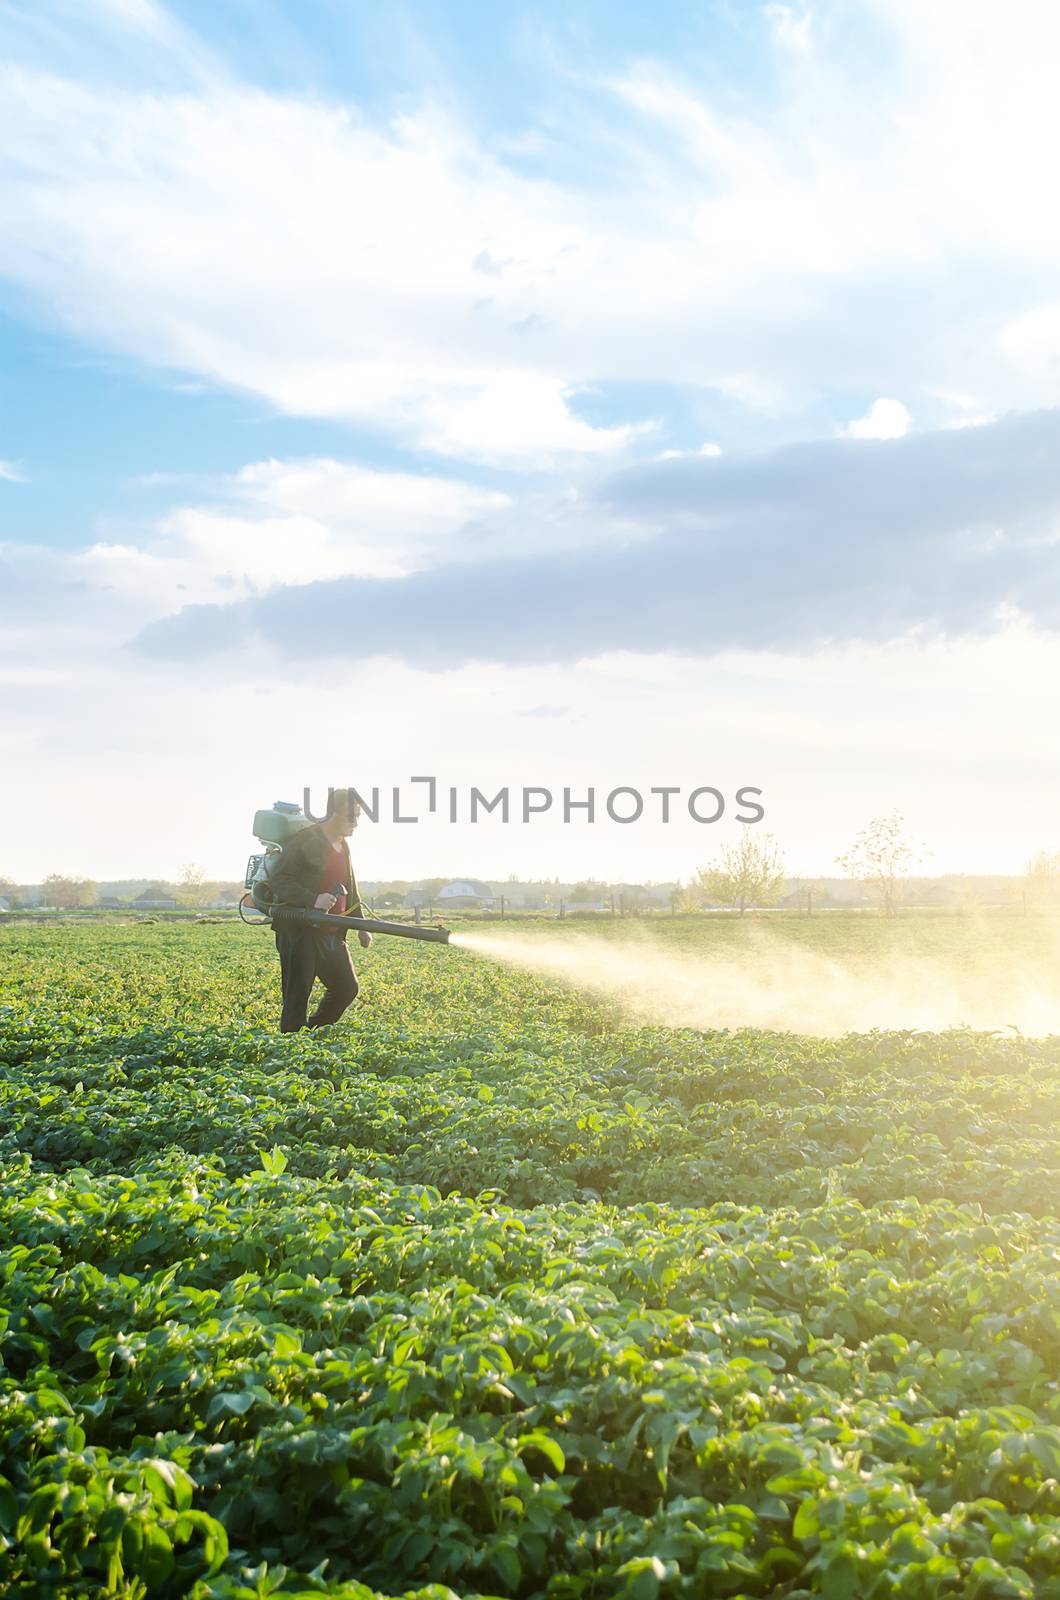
[696,834,785,916]
[1025,849,1060,907]
[176,863,208,909]
[570,879,608,903]
[674,882,704,914]
[42,874,97,909]
[0,875,20,907]
[372,882,410,909]
[837,811,923,918]
[613,883,649,915]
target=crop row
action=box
[3,925,1060,1596]
[3,1154,1060,1596]
[2,1003,1057,1216]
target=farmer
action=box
[268,786,372,1032]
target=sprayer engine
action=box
[243,801,313,911]
[241,800,451,945]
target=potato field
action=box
[1,918,1058,1599]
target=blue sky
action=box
[2,0,1060,881]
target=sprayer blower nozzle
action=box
[267,905,452,944]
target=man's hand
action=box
[314,892,337,911]
[358,930,373,949]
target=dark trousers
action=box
[275,927,359,1033]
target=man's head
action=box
[329,787,361,836]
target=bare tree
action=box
[1025,849,1060,908]
[697,833,785,916]
[837,811,923,917]
[177,863,209,910]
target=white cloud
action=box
[0,451,658,654]
[0,71,639,465]
[96,0,174,26]
[60,458,514,612]
[654,442,722,461]
[944,412,995,431]
[842,398,910,440]
[74,0,184,42]
[765,4,813,58]
[233,458,506,531]
[997,304,1060,401]
[410,371,646,461]
[930,388,996,430]
[0,461,26,482]
[5,2,1060,461]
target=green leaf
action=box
[0,1479,17,1535]
[256,1145,288,1174]
[143,1459,195,1511]
[215,1390,255,1415]
[492,1544,522,1589]
[516,1431,566,1475]
[793,1499,820,1540]
[616,1555,669,1600]
[820,1550,859,1600]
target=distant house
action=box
[98,896,124,909]
[0,896,11,913]
[210,892,239,910]
[436,879,496,909]
[133,886,178,910]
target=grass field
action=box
[1,915,1059,1597]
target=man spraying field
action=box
[267,787,372,1032]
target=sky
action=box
[2,0,1060,884]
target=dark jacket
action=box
[268,823,364,937]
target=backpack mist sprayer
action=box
[240,801,451,945]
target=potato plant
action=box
[1,922,1058,1597]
